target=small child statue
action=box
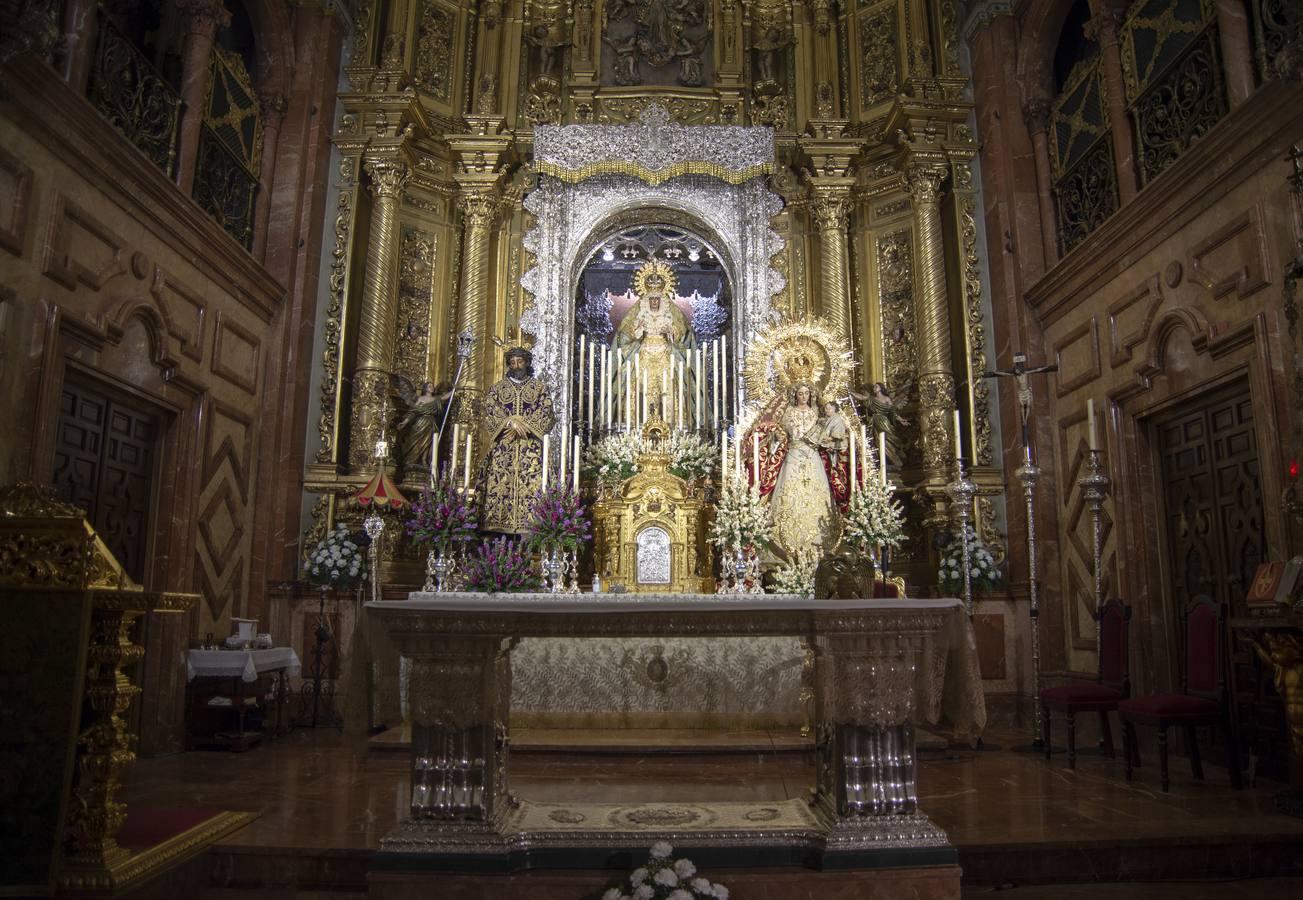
[815,399,850,468]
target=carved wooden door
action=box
[51,379,160,583]
[1156,384,1266,612]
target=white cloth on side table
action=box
[186,647,302,683]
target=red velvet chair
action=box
[1117,596,1243,792]
[1040,599,1130,769]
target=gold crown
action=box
[631,259,677,299]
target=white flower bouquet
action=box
[584,431,642,484]
[937,523,1003,593]
[843,476,907,552]
[306,524,368,588]
[666,431,714,483]
[603,842,729,900]
[770,549,818,597]
[707,474,772,552]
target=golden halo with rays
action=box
[743,318,856,408]
[631,259,678,299]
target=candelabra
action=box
[298,584,343,730]
[1079,449,1111,662]
[946,456,978,618]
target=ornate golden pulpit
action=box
[591,428,714,593]
[0,483,243,896]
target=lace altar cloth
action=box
[361,596,985,742]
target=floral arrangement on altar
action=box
[938,523,1003,594]
[461,536,542,593]
[305,524,368,588]
[708,474,771,552]
[524,485,592,552]
[603,842,729,900]
[666,431,714,482]
[404,477,479,548]
[842,467,907,553]
[770,550,818,597]
[584,431,642,484]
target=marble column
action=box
[454,190,500,405]
[1085,5,1139,202]
[58,0,99,93]
[175,0,230,194]
[252,91,287,263]
[349,157,411,468]
[1215,0,1256,108]
[808,180,855,351]
[906,162,957,505]
[1021,97,1060,266]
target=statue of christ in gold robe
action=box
[477,347,556,534]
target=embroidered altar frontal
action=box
[511,634,809,730]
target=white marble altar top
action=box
[371,593,962,614]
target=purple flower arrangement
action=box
[524,485,592,553]
[461,536,542,593]
[405,477,479,548]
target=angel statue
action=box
[394,379,453,479]
[851,380,911,466]
[615,259,697,422]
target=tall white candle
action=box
[587,341,595,429]
[662,370,668,420]
[572,434,580,493]
[559,426,568,487]
[696,348,704,430]
[1087,397,1098,451]
[579,334,586,429]
[860,424,869,485]
[625,370,632,430]
[879,431,888,485]
[430,429,439,479]
[450,424,460,481]
[462,431,471,488]
[676,358,684,429]
[720,430,727,478]
[752,431,760,484]
[952,408,963,461]
[722,340,729,423]
[541,435,550,490]
[600,347,608,429]
[712,341,720,431]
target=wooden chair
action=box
[1040,598,1131,769]
[1117,596,1243,792]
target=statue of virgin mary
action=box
[615,259,696,421]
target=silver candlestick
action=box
[1079,449,1111,660]
[946,456,978,617]
[1018,457,1044,747]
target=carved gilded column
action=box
[1084,5,1139,203]
[455,189,500,403]
[808,181,854,349]
[252,91,287,263]
[175,0,230,194]
[1022,97,1060,265]
[350,157,411,468]
[907,161,958,503]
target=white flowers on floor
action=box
[604,842,729,900]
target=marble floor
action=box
[118,727,1303,895]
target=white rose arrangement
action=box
[842,452,907,552]
[937,523,1003,593]
[665,431,715,483]
[584,431,642,484]
[305,524,367,588]
[707,474,771,553]
[769,549,818,597]
[603,842,729,900]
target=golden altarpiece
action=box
[295,0,1007,728]
[303,0,1005,578]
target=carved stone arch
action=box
[1134,305,1215,391]
[568,203,739,295]
[103,297,183,379]
[236,0,295,100]
[1016,0,1080,104]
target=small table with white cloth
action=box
[185,647,301,750]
